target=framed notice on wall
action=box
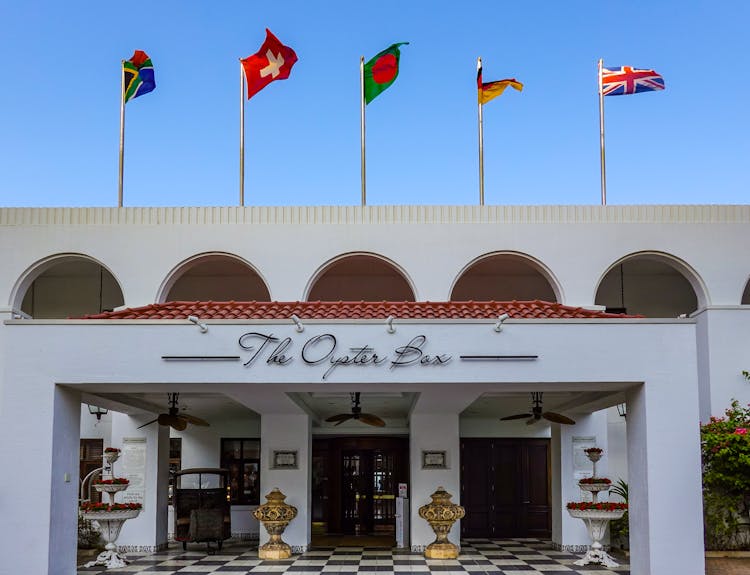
[271,450,298,469]
[120,437,147,507]
[572,436,596,480]
[421,450,447,469]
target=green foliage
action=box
[77,510,100,549]
[701,396,750,550]
[702,490,749,550]
[609,479,629,549]
[701,399,750,493]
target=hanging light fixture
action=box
[616,403,627,418]
[88,405,108,421]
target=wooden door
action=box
[313,437,408,535]
[461,438,550,538]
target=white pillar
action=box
[627,382,705,575]
[110,412,170,552]
[0,382,81,575]
[409,412,461,552]
[260,413,311,553]
[551,411,608,551]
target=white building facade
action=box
[1,204,749,575]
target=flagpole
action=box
[240,60,245,207]
[477,57,485,206]
[118,60,125,207]
[598,58,607,206]
[360,56,367,206]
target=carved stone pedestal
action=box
[253,488,298,560]
[418,486,465,559]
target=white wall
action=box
[259,414,311,552]
[410,413,461,551]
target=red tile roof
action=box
[81,301,638,320]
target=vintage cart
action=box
[173,468,231,551]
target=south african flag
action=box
[123,50,155,103]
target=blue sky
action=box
[1,2,747,207]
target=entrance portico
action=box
[0,301,705,575]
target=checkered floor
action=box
[78,539,630,575]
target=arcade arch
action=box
[159,253,271,303]
[595,252,707,317]
[306,253,416,301]
[450,252,560,302]
[15,254,124,319]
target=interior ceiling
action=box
[88,389,619,425]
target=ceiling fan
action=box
[325,392,386,427]
[138,393,210,431]
[500,392,576,425]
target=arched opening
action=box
[595,253,703,317]
[742,278,750,304]
[451,253,559,302]
[162,254,270,302]
[18,256,124,318]
[307,254,415,301]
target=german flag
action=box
[477,61,522,105]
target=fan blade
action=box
[543,412,576,425]
[359,413,386,427]
[170,418,188,431]
[158,413,184,427]
[500,413,533,421]
[326,413,353,423]
[137,418,159,429]
[334,415,355,426]
[179,413,210,427]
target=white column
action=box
[409,412,461,551]
[627,382,705,575]
[260,413,311,553]
[110,412,170,552]
[550,411,608,551]
[0,382,81,575]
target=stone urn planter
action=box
[253,488,298,559]
[418,486,465,559]
[567,506,626,568]
[81,508,142,569]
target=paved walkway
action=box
[705,557,750,575]
[78,538,631,574]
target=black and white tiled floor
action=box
[78,539,630,575]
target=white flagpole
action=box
[360,56,367,206]
[478,57,485,206]
[240,60,245,207]
[118,61,125,207]
[598,58,607,206]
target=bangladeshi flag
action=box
[363,42,408,104]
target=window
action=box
[221,438,260,505]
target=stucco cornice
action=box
[0,204,748,226]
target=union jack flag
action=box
[601,65,665,96]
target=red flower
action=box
[93,477,129,485]
[567,501,627,511]
[578,477,612,484]
[734,428,748,435]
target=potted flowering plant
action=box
[93,477,130,493]
[104,447,121,464]
[578,477,612,485]
[567,501,627,512]
[80,501,142,513]
[94,478,129,485]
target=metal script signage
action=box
[238,332,451,380]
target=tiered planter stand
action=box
[567,448,625,569]
[82,450,141,570]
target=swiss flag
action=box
[241,29,298,100]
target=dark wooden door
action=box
[313,437,408,535]
[461,438,550,538]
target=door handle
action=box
[523,500,531,504]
